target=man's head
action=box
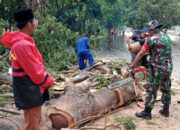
[13,8,37,36]
[140,28,149,38]
[147,20,163,36]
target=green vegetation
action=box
[0,84,10,106]
[171,89,176,96]
[96,74,110,88]
[146,119,157,125]
[0,97,9,106]
[114,116,136,130]
[0,0,180,72]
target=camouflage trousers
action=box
[144,67,172,109]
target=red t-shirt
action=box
[142,38,149,53]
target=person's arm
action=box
[13,41,54,90]
[131,38,149,68]
[86,37,93,50]
[139,39,146,45]
[124,36,133,51]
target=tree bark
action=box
[47,87,118,129]
[25,0,48,16]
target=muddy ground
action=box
[90,45,180,130]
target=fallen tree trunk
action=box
[47,78,140,129]
[0,113,51,130]
[47,87,118,129]
[0,81,92,130]
[0,116,24,130]
[0,81,139,130]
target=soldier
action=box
[131,20,173,119]
[125,28,149,68]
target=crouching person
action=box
[76,34,94,70]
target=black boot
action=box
[159,105,169,117]
[135,107,152,119]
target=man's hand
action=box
[131,61,138,69]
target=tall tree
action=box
[123,0,180,29]
[0,0,25,29]
[25,0,49,16]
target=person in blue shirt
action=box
[76,35,94,70]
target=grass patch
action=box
[172,43,180,46]
[114,116,136,130]
[171,89,176,96]
[0,97,9,106]
[146,119,157,125]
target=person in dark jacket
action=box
[125,29,149,68]
[0,8,54,130]
[76,35,94,70]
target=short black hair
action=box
[13,8,34,29]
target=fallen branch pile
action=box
[0,59,142,130]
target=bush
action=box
[34,15,79,71]
[0,19,10,72]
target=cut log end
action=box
[50,114,68,129]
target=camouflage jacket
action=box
[148,33,173,72]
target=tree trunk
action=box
[25,0,48,16]
[0,116,24,130]
[0,113,51,130]
[46,87,118,129]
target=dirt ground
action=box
[90,45,180,130]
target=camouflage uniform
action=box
[144,33,173,109]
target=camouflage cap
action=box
[148,20,163,30]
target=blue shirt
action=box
[76,37,90,53]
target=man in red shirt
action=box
[1,8,54,130]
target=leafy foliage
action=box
[0,0,180,72]
[123,0,180,29]
[34,14,79,70]
[96,74,110,88]
[0,19,10,72]
[115,116,136,130]
[0,0,25,29]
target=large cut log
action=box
[0,116,24,130]
[0,73,12,85]
[46,87,118,129]
[46,79,140,129]
[0,109,52,130]
[0,77,140,130]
